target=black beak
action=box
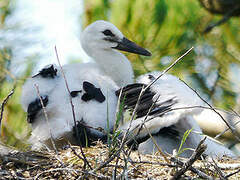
[112,37,151,56]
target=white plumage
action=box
[22,20,151,149]
[21,20,235,158]
[121,71,204,140]
[122,71,235,158]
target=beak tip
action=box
[145,50,152,56]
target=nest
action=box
[0,141,240,179]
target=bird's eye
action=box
[102,29,114,37]
[148,74,155,80]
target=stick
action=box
[170,157,213,179]
[225,169,240,179]
[171,137,207,179]
[180,79,240,141]
[211,157,226,179]
[145,47,194,90]
[54,46,92,170]
[34,85,65,167]
[0,88,14,134]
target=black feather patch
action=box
[70,90,82,97]
[72,120,107,147]
[81,81,105,103]
[27,95,48,123]
[116,83,177,118]
[32,64,57,78]
[126,125,180,150]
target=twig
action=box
[125,47,194,136]
[131,160,177,168]
[54,46,92,170]
[69,146,84,161]
[170,157,213,179]
[225,169,240,179]
[211,157,226,179]
[171,137,207,179]
[90,148,121,174]
[180,79,240,141]
[204,6,240,34]
[0,88,14,132]
[34,84,64,166]
[145,47,194,90]
[143,123,170,163]
[121,47,194,164]
[126,94,170,163]
[215,108,240,139]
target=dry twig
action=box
[34,84,64,167]
[211,157,226,179]
[180,79,240,141]
[54,46,92,170]
[122,47,194,164]
[171,137,207,179]
[0,88,14,132]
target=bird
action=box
[27,64,157,150]
[21,20,151,118]
[22,20,152,149]
[80,20,151,87]
[21,64,60,124]
[120,71,236,158]
[22,20,235,158]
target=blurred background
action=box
[0,0,240,150]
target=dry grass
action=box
[0,141,240,179]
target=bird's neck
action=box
[91,50,134,87]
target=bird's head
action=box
[80,20,151,57]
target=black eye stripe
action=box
[102,29,115,37]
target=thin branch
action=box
[54,46,92,170]
[0,88,14,132]
[180,79,240,141]
[145,47,194,91]
[171,137,207,179]
[170,157,213,179]
[34,85,57,152]
[120,47,194,164]
[215,108,240,139]
[211,157,226,179]
[225,169,240,179]
[203,6,240,34]
[143,123,170,163]
[34,84,64,166]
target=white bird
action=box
[22,20,152,149]
[121,71,236,158]
[22,20,235,158]
[80,20,151,87]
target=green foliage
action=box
[0,82,31,149]
[177,128,193,156]
[106,95,125,156]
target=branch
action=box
[171,137,207,179]
[145,47,194,90]
[54,46,92,170]
[34,84,64,167]
[0,88,14,133]
[180,79,240,141]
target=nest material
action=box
[0,142,240,179]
